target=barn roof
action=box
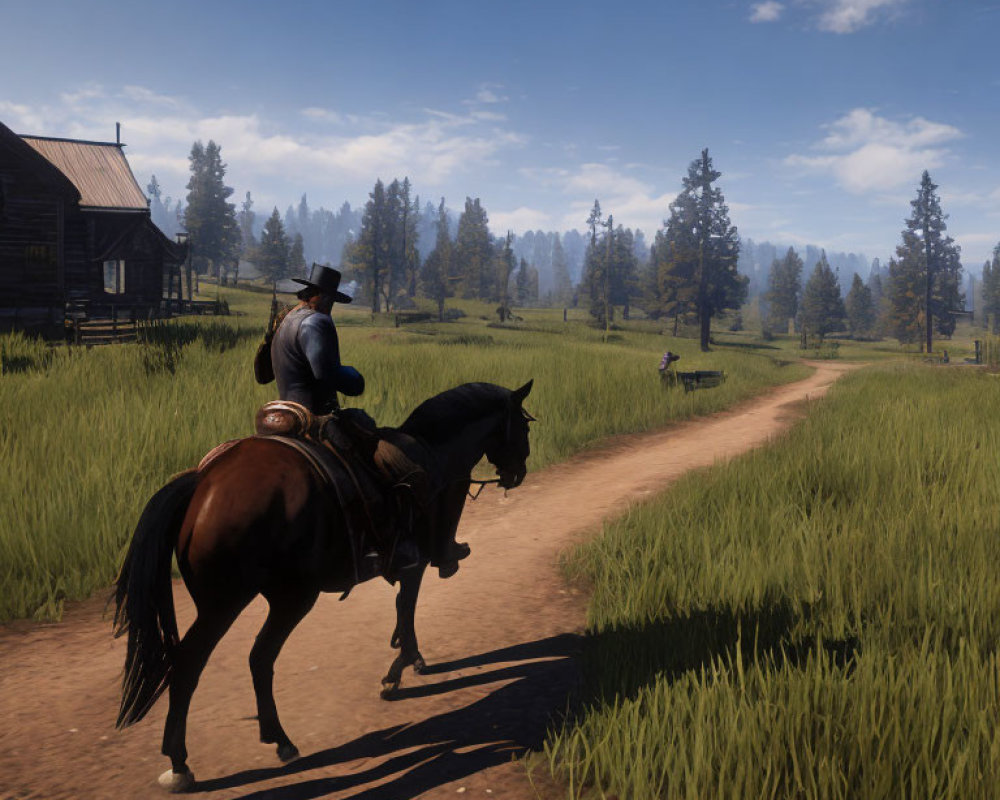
[20,135,148,211]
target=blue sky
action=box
[2,0,999,268]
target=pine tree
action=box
[800,252,845,341]
[649,212,698,331]
[349,179,394,312]
[886,253,923,344]
[420,197,453,320]
[580,208,616,329]
[766,247,803,333]
[184,140,239,281]
[610,225,639,319]
[981,243,1000,333]
[892,172,964,351]
[237,191,256,262]
[552,235,573,307]
[296,194,311,262]
[454,198,493,299]
[289,233,306,277]
[845,272,876,338]
[515,257,531,306]
[403,185,421,297]
[655,149,745,350]
[146,175,174,236]
[257,208,290,283]
[497,231,516,314]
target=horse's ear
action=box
[512,379,533,404]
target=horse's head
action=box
[484,380,535,490]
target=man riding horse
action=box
[270,263,470,577]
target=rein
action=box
[467,478,502,500]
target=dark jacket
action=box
[271,305,364,414]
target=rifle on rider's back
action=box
[253,283,291,385]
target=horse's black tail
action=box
[112,469,199,728]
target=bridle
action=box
[467,404,536,501]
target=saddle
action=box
[254,401,431,584]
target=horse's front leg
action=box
[382,561,427,698]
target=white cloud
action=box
[470,110,507,122]
[784,108,963,193]
[301,107,345,124]
[474,84,509,104]
[815,0,907,34]
[0,84,527,207]
[517,162,676,235]
[750,2,784,23]
[121,85,183,109]
[491,206,554,233]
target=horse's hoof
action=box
[158,768,195,793]
[277,742,300,763]
[412,655,426,674]
[380,680,399,699]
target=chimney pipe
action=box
[116,122,121,145]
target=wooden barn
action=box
[0,119,186,337]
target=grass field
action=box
[543,364,1000,799]
[0,286,807,622]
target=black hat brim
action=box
[290,278,353,304]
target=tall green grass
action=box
[545,364,1000,798]
[0,289,805,622]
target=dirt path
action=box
[0,361,857,800]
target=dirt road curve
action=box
[0,361,856,800]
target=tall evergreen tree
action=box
[552,234,573,307]
[420,197,453,320]
[845,272,876,338]
[654,150,745,349]
[800,253,846,341]
[184,140,239,281]
[515,257,531,306]
[496,231,516,313]
[349,179,394,312]
[581,210,615,328]
[885,251,925,344]
[289,233,306,277]
[980,243,1000,333]
[257,208,290,283]
[894,171,964,351]
[766,247,803,332]
[454,198,493,299]
[237,191,256,262]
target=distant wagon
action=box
[658,351,726,392]
[0,119,187,339]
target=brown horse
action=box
[112,380,534,792]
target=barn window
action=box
[103,260,126,294]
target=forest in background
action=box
[147,140,1000,354]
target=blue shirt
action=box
[271,306,364,414]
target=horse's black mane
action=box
[399,382,509,440]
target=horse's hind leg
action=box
[161,600,248,790]
[250,587,319,762]
[383,562,427,698]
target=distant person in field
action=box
[271,264,364,415]
[659,351,680,372]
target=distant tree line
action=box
[152,140,985,352]
[759,171,965,350]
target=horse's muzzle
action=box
[498,468,526,490]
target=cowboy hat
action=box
[291,263,353,303]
